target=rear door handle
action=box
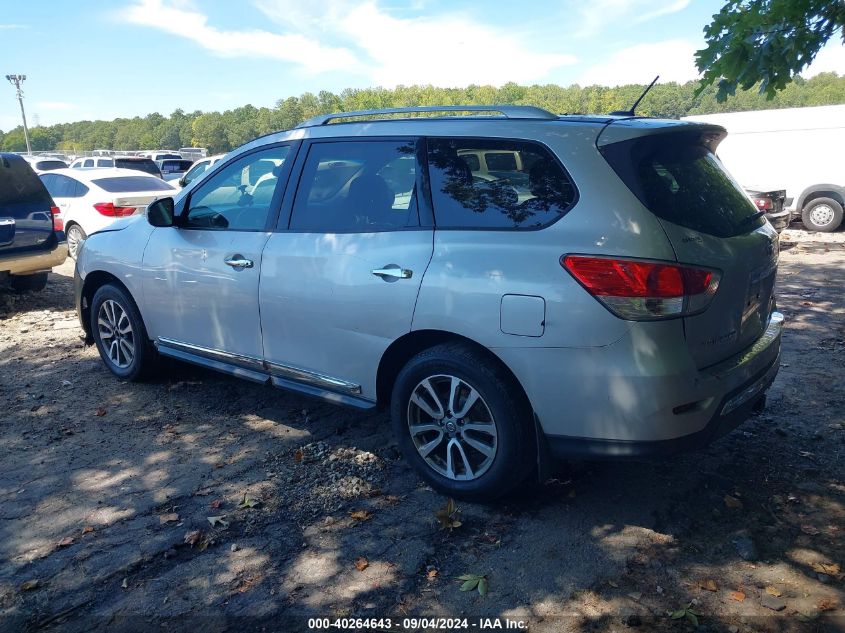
[372,266,412,280]
[224,255,254,269]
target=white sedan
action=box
[39,168,177,258]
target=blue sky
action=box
[2,0,843,131]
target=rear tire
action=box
[90,283,156,381]
[801,197,843,232]
[66,224,87,260]
[390,343,534,501]
[10,272,48,292]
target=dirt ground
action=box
[1,228,843,633]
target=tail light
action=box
[752,196,773,210]
[50,206,63,232]
[94,202,136,217]
[561,255,721,320]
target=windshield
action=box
[92,176,175,193]
[114,158,161,177]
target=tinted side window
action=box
[185,146,290,231]
[290,140,418,232]
[427,138,576,229]
[83,159,94,167]
[48,175,80,198]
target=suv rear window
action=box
[0,155,54,218]
[427,138,576,229]
[601,131,764,238]
[92,176,175,193]
[35,160,67,171]
[114,158,161,177]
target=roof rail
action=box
[296,105,558,128]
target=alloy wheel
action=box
[67,226,84,259]
[97,299,135,369]
[406,374,498,481]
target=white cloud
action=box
[120,0,359,73]
[35,101,77,111]
[256,0,576,87]
[576,0,690,37]
[578,39,700,87]
[803,41,845,77]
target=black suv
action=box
[0,153,67,291]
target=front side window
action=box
[428,138,576,229]
[289,140,419,232]
[182,160,210,186]
[83,159,94,168]
[185,146,290,231]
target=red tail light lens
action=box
[94,202,136,217]
[752,197,773,210]
[561,255,720,320]
[50,206,63,232]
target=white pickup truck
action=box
[684,104,845,232]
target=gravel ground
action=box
[0,227,843,633]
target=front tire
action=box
[801,197,843,232]
[90,283,155,381]
[390,343,534,501]
[66,224,87,260]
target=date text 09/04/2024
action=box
[307,617,528,629]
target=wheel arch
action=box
[796,184,845,212]
[376,329,533,413]
[80,271,137,344]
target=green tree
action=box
[696,0,845,101]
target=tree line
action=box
[1,73,843,154]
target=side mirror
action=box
[147,197,175,227]
[178,176,187,187]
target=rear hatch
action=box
[90,175,176,218]
[600,126,779,369]
[0,154,57,251]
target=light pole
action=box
[5,74,32,155]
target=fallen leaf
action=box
[699,579,718,592]
[354,557,369,571]
[434,498,462,531]
[608,580,619,588]
[121,578,128,589]
[478,577,489,596]
[724,495,743,509]
[209,499,222,509]
[384,495,402,504]
[238,495,260,509]
[20,580,39,591]
[457,573,487,596]
[207,516,229,528]
[294,449,303,462]
[765,586,783,597]
[184,530,203,547]
[57,536,74,548]
[801,524,821,536]
[95,407,107,417]
[817,597,839,612]
[730,590,746,602]
[811,562,842,577]
[349,509,372,522]
[194,489,213,496]
[427,569,439,580]
[81,526,94,535]
[159,513,179,524]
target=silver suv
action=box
[74,105,783,500]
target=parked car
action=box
[176,153,225,188]
[0,153,66,291]
[41,168,176,259]
[71,156,163,178]
[157,158,194,182]
[75,105,783,500]
[21,155,69,174]
[746,189,789,232]
[141,151,182,162]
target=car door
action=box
[259,138,433,403]
[142,143,296,371]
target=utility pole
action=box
[5,74,32,155]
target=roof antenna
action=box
[609,75,659,117]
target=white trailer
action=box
[684,104,845,231]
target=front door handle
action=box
[224,255,254,269]
[372,265,413,280]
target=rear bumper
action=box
[766,209,791,231]
[0,241,67,275]
[495,311,784,454]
